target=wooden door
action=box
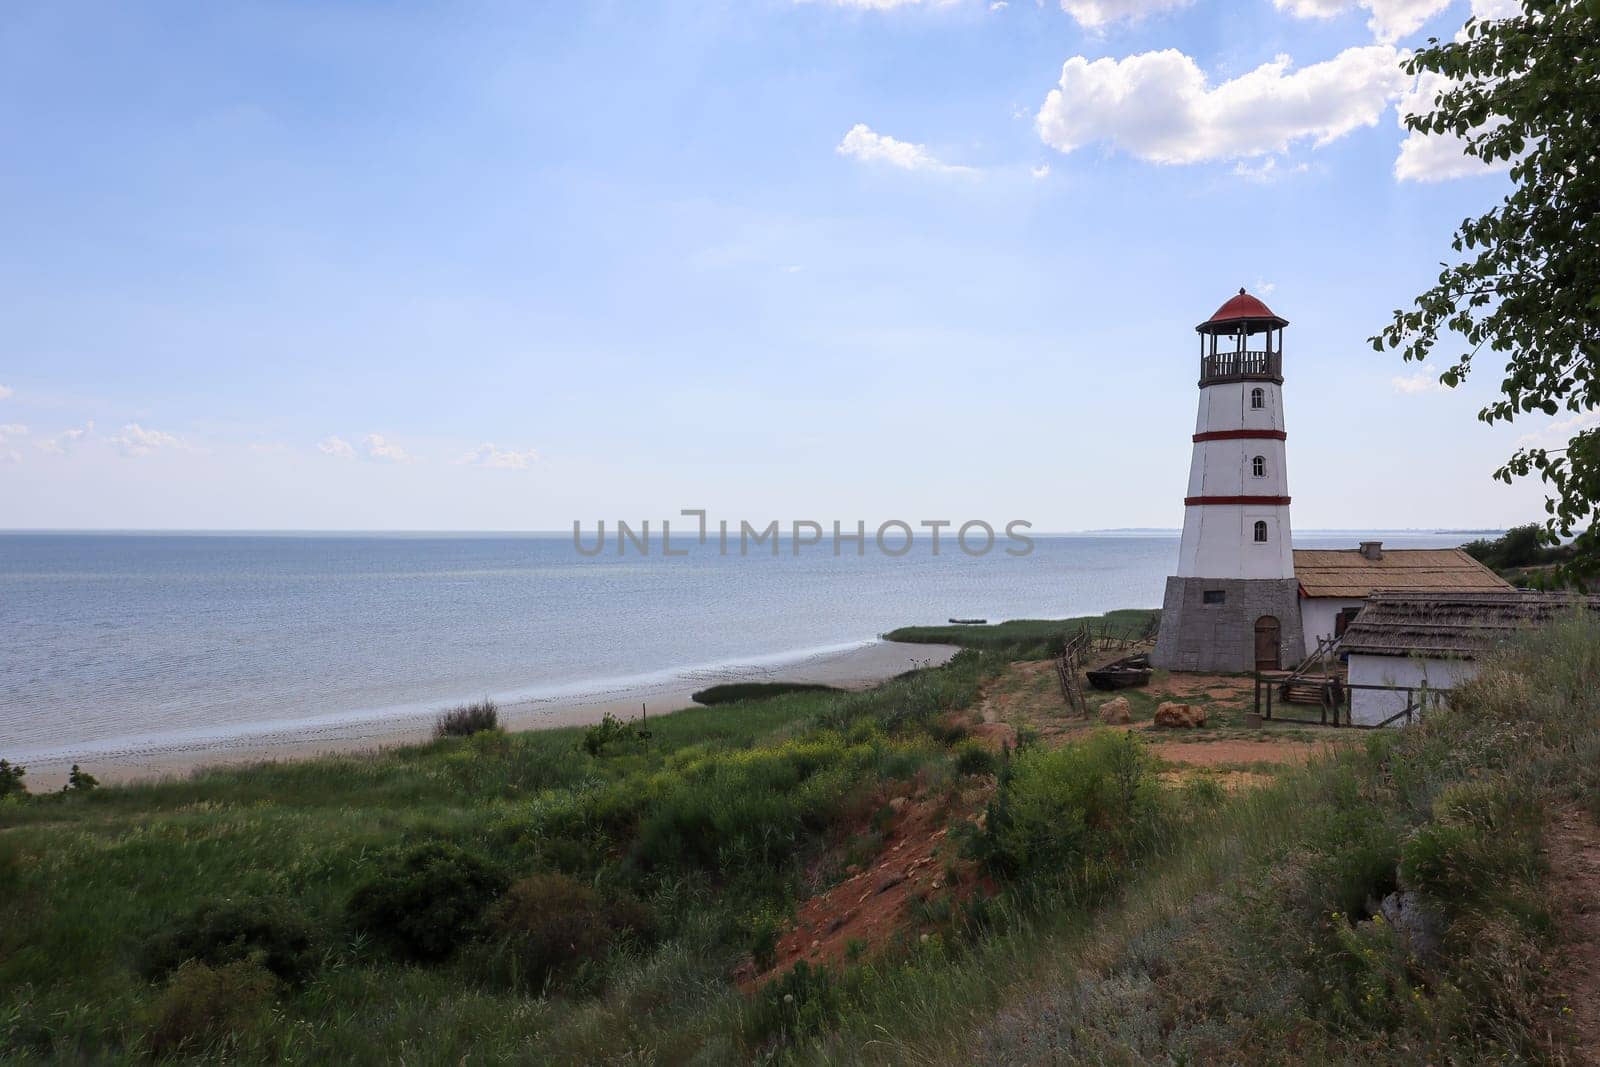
[1254,616,1281,671]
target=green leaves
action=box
[1372,0,1600,584]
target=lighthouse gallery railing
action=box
[1200,350,1281,383]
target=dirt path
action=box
[734,789,988,989]
[1547,805,1600,1064]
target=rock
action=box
[1378,891,1445,963]
[888,796,909,812]
[1154,701,1207,728]
[876,872,907,895]
[1099,696,1133,725]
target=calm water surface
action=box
[0,531,1474,762]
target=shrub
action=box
[144,959,277,1057]
[748,911,783,972]
[745,961,843,1046]
[435,699,501,739]
[348,841,509,961]
[1399,780,1540,909]
[691,682,840,706]
[63,764,98,793]
[0,759,25,799]
[581,713,649,757]
[976,731,1166,881]
[141,896,316,984]
[486,873,655,990]
[953,740,997,777]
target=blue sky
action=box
[0,0,1552,531]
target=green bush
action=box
[1461,524,1566,571]
[63,764,98,793]
[144,959,277,1057]
[0,760,24,799]
[348,841,510,962]
[1399,780,1540,908]
[976,731,1166,880]
[435,699,501,738]
[629,738,866,874]
[485,873,655,990]
[141,896,316,984]
[745,961,843,1046]
[691,682,840,705]
[953,740,998,777]
[748,912,782,972]
[581,712,649,757]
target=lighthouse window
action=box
[1250,388,1265,410]
[1253,520,1269,543]
[1252,455,1265,477]
[1202,590,1226,605]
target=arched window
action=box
[1253,520,1268,543]
[1252,455,1265,477]
[1250,387,1264,409]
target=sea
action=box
[0,530,1481,765]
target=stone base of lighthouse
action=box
[1152,577,1304,673]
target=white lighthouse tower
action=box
[1152,289,1305,673]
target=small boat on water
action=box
[1086,654,1153,691]
[948,618,987,625]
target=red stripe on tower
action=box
[1191,430,1287,442]
[1183,495,1292,506]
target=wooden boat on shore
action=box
[1086,654,1152,691]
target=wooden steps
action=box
[1279,677,1341,706]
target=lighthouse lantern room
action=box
[1152,289,1306,674]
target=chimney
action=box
[1359,540,1384,561]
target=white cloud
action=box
[1254,279,1278,296]
[989,0,1008,8]
[1391,44,1514,182]
[1037,46,1409,165]
[109,423,181,457]
[38,421,93,456]
[1272,0,1451,44]
[319,433,415,463]
[1031,163,1051,179]
[0,423,27,464]
[1059,0,1191,30]
[363,434,411,463]
[1470,0,1521,17]
[318,435,358,460]
[1232,157,1309,183]
[1517,410,1600,449]
[459,443,540,470]
[1392,370,1451,394]
[836,124,972,174]
[0,385,12,401]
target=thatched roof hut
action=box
[1339,590,1600,659]
[1293,546,1509,599]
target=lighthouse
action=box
[1152,289,1306,673]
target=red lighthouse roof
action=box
[1197,288,1288,334]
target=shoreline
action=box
[19,639,961,791]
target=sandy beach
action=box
[20,639,960,791]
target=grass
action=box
[1,608,1595,1063]
[691,682,842,706]
[434,698,501,738]
[885,608,1158,657]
